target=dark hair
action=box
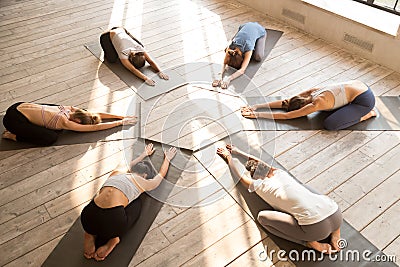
[70,109,101,125]
[245,159,270,178]
[129,52,145,69]
[286,96,311,112]
[131,160,157,179]
[224,46,244,69]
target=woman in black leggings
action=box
[81,143,177,261]
[2,102,137,146]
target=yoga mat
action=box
[170,29,283,96]
[43,138,193,267]
[0,103,141,151]
[85,42,187,101]
[244,29,284,79]
[223,29,284,95]
[195,132,396,266]
[243,96,400,131]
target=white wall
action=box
[238,0,400,72]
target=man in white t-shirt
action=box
[216,144,343,254]
[109,27,169,86]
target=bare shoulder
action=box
[311,97,325,109]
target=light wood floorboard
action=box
[0,0,399,266]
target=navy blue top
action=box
[231,22,266,53]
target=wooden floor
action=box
[0,0,400,266]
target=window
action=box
[353,0,400,15]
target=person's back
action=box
[16,103,70,130]
[250,169,338,225]
[110,28,145,61]
[232,22,266,53]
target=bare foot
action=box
[2,130,16,141]
[330,228,342,251]
[83,233,96,259]
[94,237,120,261]
[307,241,336,254]
[216,147,232,163]
[360,108,377,122]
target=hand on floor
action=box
[158,72,169,80]
[145,78,156,86]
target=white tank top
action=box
[111,28,145,60]
[311,84,348,110]
[102,174,141,203]
[249,170,338,225]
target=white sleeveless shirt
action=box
[311,84,348,110]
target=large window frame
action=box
[352,0,400,15]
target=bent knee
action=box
[257,211,271,225]
[323,122,339,131]
[323,118,343,131]
[38,135,58,146]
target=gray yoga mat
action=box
[243,29,284,79]
[173,29,283,96]
[243,96,400,131]
[196,131,396,266]
[0,103,141,151]
[223,29,284,95]
[42,138,193,267]
[85,42,187,101]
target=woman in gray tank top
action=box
[80,143,177,261]
[241,80,376,130]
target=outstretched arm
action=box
[242,102,318,120]
[136,147,177,192]
[96,112,124,120]
[212,64,228,87]
[254,100,284,109]
[220,63,227,79]
[69,106,130,120]
[61,116,136,132]
[145,52,169,80]
[129,143,155,170]
[108,144,154,177]
[120,58,147,80]
[226,144,272,170]
[120,58,155,85]
[220,51,252,89]
[217,147,253,188]
[228,158,253,188]
[144,52,160,72]
[241,100,285,114]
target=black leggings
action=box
[80,198,142,247]
[3,102,61,146]
[100,27,144,63]
[324,87,375,130]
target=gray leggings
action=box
[252,33,267,61]
[257,186,342,246]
